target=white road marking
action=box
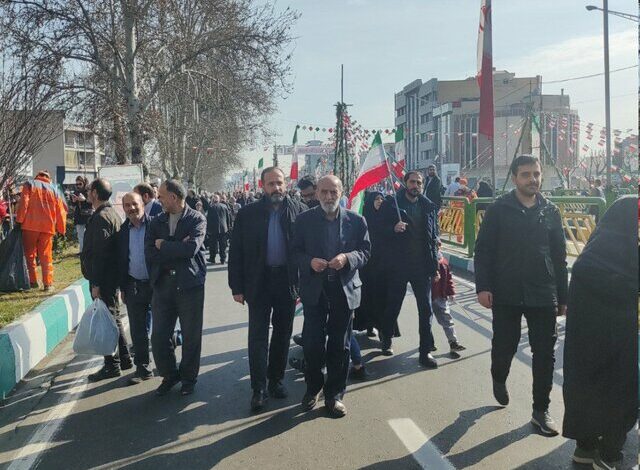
[388,418,456,470]
[6,356,103,470]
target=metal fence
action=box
[438,196,607,258]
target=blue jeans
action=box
[350,336,362,366]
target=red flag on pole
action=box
[477,0,494,174]
[290,127,299,181]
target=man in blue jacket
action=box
[379,171,440,368]
[145,179,207,396]
[294,175,370,418]
[118,192,154,385]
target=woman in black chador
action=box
[562,196,638,469]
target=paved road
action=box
[0,264,637,469]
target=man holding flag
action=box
[379,171,440,368]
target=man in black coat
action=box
[228,167,307,412]
[379,171,440,368]
[207,194,232,264]
[424,164,442,208]
[293,175,370,418]
[81,178,132,381]
[297,175,320,208]
[145,179,207,396]
[474,155,568,437]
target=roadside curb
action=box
[0,279,91,399]
[442,250,474,274]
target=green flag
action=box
[258,157,264,169]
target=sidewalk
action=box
[0,279,91,399]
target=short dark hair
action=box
[163,179,186,200]
[134,182,154,198]
[594,178,602,185]
[297,175,317,191]
[455,176,461,183]
[261,166,285,182]
[403,170,423,183]
[510,155,541,176]
[89,178,112,201]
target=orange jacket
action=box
[16,174,67,235]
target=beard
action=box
[269,192,284,204]
[320,200,339,213]
[408,187,421,197]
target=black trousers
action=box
[382,269,435,355]
[491,305,557,412]
[302,279,353,402]
[151,275,205,384]
[248,269,295,392]
[96,284,130,367]
[209,233,228,262]
[124,278,152,367]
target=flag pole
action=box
[382,147,403,223]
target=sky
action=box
[241,0,638,172]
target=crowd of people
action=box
[0,155,636,469]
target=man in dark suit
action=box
[207,194,232,264]
[424,164,443,208]
[380,171,440,368]
[145,179,207,396]
[293,175,370,418]
[118,192,154,385]
[228,167,307,411]
[134,183,163,217]
[81,178,132,382]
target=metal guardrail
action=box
[438,195,607,258]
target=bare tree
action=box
[2,0,298,174]
[0,19,80,190]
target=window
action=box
[64,150,78,167]
[396,106,406,117]
[420,133,428,143]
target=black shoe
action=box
[120,356,134,371]
[429,345,438,352]
[449,341,466,352]
[419,353,438,369]
[251,390,268,411]
[592,455,623,470]
[301,393,318,411]
[492,379,509,406]
[350,365,368,381]
[366,328,377,338]
[88,365,121,382]
[181,382,195,396]
[292,333,303,347]
[268,381,288,399]
[128,366,153,385]
[289,356,306,372]
[326,399,347,418]
[380,337,393,356]
[155,375,180,396]
[531,410,559,437]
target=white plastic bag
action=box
[73,299,119,356]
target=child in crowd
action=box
[431,241,466,358]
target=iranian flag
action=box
[290,127,299,181]
[347,132,390,214]
[477,0,494,159]
[392,127,406,177]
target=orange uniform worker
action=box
[15,171,67,290]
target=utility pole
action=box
[273,144,278,167]
[602,0,613,190]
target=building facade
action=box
[395,71,580,188]
[32,116,105,185]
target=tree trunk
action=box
[124,2,143,165]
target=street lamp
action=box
[585,5,640,22]
[585,4,639,191]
